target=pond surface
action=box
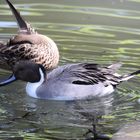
[0,0,140,139]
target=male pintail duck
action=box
[0,61,140,100]
[0,0,59,70]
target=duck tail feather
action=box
[121,70,140,81]
[6,0,28,31]
[108,62,122,70]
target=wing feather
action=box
[50,63,122,86]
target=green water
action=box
[0,0,140,139]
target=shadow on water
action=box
[0,0,140,139]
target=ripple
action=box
[10,3,140,20]
[0,0,140,139]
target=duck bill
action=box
[6,0,28,31]
[0,74,17,86]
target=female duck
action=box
[0,0,59,70]
[0,61,139,100]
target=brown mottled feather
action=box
[0,0,59,70]
[0,35,59,70]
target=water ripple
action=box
[0,0,140,139]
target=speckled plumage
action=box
[0,0,59,70]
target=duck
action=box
[0,61,139,100]
[0,0,59,70]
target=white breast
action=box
[26,68,44,98]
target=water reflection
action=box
[112,121,140,140]
[0,90,114,139]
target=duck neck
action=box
[26,68,45,98]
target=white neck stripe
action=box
[26,68,45,98]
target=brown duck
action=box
[0,0,59,70]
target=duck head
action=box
[0,61,46,86]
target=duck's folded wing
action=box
[0,43,34,69]
[53,63,122,86]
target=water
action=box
[0,0,140,139]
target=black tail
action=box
[121,70,140,81]
[6,0,28,30]
[130,70,140,75]
[5,0,36,34]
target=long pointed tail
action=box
[6,0,28,30]
[121,70,140,81]
[5,0,36,34]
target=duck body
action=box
[0,61,140,100]
[29,79,114,100]
[33,65,114,100]
[0,0,59,70]
[24,62,138,100]
[0,33,59,70]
